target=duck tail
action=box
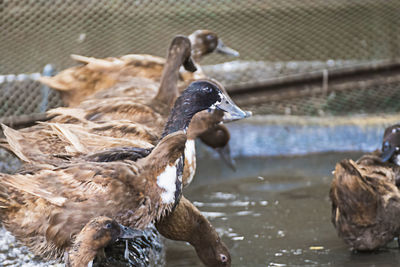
[330,159,378,228]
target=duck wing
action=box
[1,122,154,164]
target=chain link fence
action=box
[1,0,400,118]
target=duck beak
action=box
[381,145,396,162]
[118,224,143,239]
[215,94,249,121]
[223,110,252,123]
[216,40,240,57]
[216,145,236,171]
[183,56,197,72]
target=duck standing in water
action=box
[330,123,400,250]
[0,80,244,265]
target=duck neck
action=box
[67,243,98,267]
[155,49,185,108]
[161,94,198,138]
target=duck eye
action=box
[206,34,216,42]
[220,254,228,263]
[104,223,112,229]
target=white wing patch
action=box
[157,159,180,204]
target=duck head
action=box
[67,216,142,266]
[162,79,247,137]
[189,30,239,61]
[381,124,400,165]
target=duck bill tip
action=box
[217,105,247,121]
[221,108,252,123]
[216,40,240,57]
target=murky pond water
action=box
[2,151,400,266]
[165,152,400,267]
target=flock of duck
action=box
[1,28,400,266]
[0,30,249,266]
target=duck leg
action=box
[155,196,231,267]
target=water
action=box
[165,152,400,267]
[2,151,400,266]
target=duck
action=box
[0,79,245,264]
[64,216,142,267]
[39,30,239,107]
[330,123,400,250]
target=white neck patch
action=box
[185,140,196,165]
[157,158,180,204]
[184,140,196,185]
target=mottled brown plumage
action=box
[0,80,245,265]
[35,31,240,176]
[330,153,400,250]
[39,30,237,107]
[0,131,186,261]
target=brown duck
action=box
[330,124,400,250]
[0,80,244,264]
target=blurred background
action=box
[1,0,400,266]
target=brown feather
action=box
[330,156,400,250]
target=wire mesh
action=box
[1,0,400,117]
[236,81,400,116]
[0,74,62,118]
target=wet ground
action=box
[165,151,400,267]
[2,150,400,266]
